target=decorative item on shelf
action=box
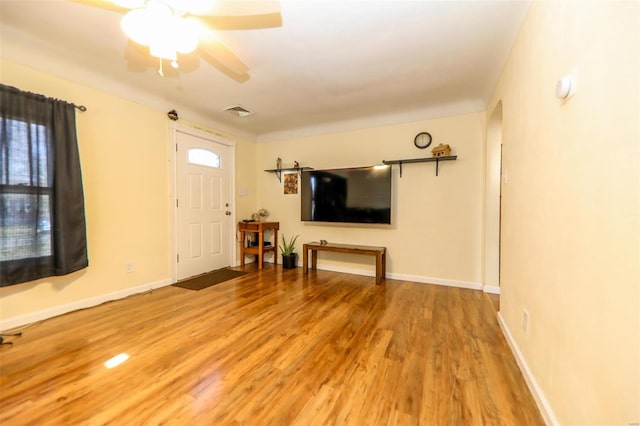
[167,109,179,121]
[276,157,282,170]
[414,131,432,149]
[279,233,299,269]
[383,152,457,177]
[251,208,270,222]
[264,164,314,182]
[431,143,452,157]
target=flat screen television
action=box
[301,166,391,224]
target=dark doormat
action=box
[173,268,248,291]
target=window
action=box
[1,84,88,286]
[1,120,52,262]
[188,148,220,168]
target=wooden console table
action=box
[302,242,386,284]
[239,221,279,269]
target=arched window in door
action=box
[188,148,220,168]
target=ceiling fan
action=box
[72,0,281,79]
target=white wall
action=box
[255,112,486,287]
[487,2,639,424]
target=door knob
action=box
[225,211,231,216]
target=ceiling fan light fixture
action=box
[120,1,198,64]
[150,43,177,61]
[172,17,199,54]
[121,8,154,46]
[113,0,145,8]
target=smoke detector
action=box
[224,105,254,117]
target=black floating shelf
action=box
[264,166,314,182]
[382,156,457,177]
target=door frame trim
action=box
[169,122,237,283]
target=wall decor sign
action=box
[284,173,298,194]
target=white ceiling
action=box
[0,0,530,141]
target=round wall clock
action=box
[414,132,432,149]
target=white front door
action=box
[176,129,232,280]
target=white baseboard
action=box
[388,271,483,290]
[483,285,501,294]
[497,312,559,426]
[308,263,482,291]
[240,257,484,292]
[0,278,173,332]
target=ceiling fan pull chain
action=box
[158,57,164,77]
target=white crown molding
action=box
[0,278,173,332]
[3,46,486,145]
[1,49,258,142]
[498,312,559,426]
[255,99,486,143]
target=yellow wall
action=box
[256,112,486,285]
[4,3,638,421]
[0,59,257,326]
[487,2,639,423]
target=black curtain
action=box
[0,84,88,286]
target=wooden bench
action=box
[302,242,386,284]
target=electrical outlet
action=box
[125,261,135,273]
[523,309,530,334]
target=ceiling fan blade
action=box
[182,1,281,30]
[68,0,140,12]
[197,12,282,31]
[179,1,280,17]
[198,29,250,81]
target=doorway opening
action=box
[484,101,503,294]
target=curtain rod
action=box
[0,84,88,111]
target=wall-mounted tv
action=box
[301,166,391,224]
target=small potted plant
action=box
[279,234,299,269]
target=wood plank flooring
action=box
[0,266,543,425]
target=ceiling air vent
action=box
[224,105,254,117]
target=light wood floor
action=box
[0,266,542,425]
